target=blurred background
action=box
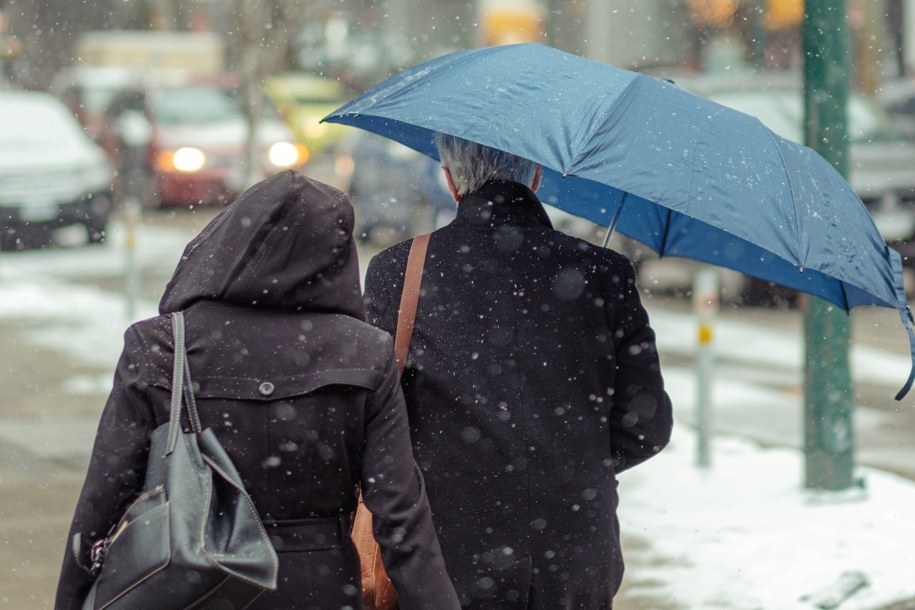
[2,0,915,301]
[2,1,915,607]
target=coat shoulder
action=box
[130,313,172,341]
[547,230,636,273]
[368,238,413,272]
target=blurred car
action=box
[0,91,113,250]
[878,78,915,140]
[263,72,348,160]
[50,66,143,141]
[334,131,446,244]
[98,74,307,208]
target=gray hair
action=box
[434,133,538,196]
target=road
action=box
[1,190,913,608]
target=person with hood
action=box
[56,171,460,609]
[363,135,673,609]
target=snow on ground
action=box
[620,424,915,610]
[1,224,914,609]
[0,223,177,368]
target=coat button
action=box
[258,381,275,396]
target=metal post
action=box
[693,266,718,468]
[802,0,855,491]
[116,111,152,322]
[123,197,140,321]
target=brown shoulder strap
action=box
[394,233,431,374]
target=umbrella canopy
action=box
[324,43,915,399]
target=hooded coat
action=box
[364,180,673,610]
[56,171,459,610]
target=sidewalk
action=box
[2,327,914,610]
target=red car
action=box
[99,75,307,208]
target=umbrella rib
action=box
[839,279,850,311]
[657,207,673,258]
[759,120,803,249]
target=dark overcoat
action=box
[364,180,673,610]
[55,171,459,610]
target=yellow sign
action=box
[698,324,714,345]
[763,0,804,31]
[480,7,544,46]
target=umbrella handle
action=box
[601,193,627,249]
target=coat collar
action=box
[455,180,554,229]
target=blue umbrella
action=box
[324,43,915,399]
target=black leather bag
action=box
[77,311,279,610]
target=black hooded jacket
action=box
[56,171,459,609]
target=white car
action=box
[0,92,114,250]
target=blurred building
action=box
[4,0,915,93]
[550,0,694,69]
[348,0,694,71]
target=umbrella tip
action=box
[894,305,915,400]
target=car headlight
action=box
[269,141,309,168]
[158,147,207,173]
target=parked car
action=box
[98,74,307,208]
[0,91,114,250]
[263,72,349,160]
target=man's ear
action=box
[443,166,461,203]
[531,165,543,192]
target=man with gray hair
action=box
[364,133,672,609]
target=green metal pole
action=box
[802,0,855,491]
